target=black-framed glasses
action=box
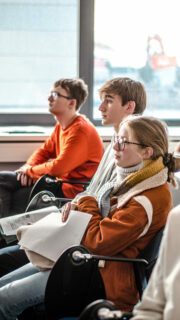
[49,91,72,101]
[114,136,148,151]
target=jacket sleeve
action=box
[26,126,90,179]
[78,196,148,256]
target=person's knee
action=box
[0,245,29,277]
[0,172,19,217]
[0,284,19,319]
[0,192,11,218]
[0,171,18,188]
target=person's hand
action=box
[16,172,33,187]
[61,201,78,222]
[15,164,31,174]
[15,165,33,187]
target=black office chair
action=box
[25,174,90,212]
[44,226,165,320]
[78,226,165,320]
[28,175,90,201]
[44,245,106,319]
[133,226,164,299]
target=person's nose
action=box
[98,101,106,112]
[113,140,119,151]
[48,94,53,102]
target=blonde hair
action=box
[121,115,178,188]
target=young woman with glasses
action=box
[0,115,179,319]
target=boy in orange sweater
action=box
[0,78,103,217]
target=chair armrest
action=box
[28,174,90,202]
[78,299,133,320]
[45,176,90,187]
[71,249,148,266]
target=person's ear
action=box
[126,101,136,115]
[68,99,77,110]
[142,147,154,160]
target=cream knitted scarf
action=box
[98,157,166,218]
[113,157,165,196]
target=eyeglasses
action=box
[114,136,148,151]
[49,91,72,101]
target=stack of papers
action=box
[0,206,59,244]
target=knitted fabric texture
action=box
[98,157,165,218]
[98,162,144,218]
[113,157,165,196]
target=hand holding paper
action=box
[17,210,92,263]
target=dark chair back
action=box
[45,245,106,320]
[45,227,165,319]
[134,226,165,298]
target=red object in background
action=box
[147,34,177,70]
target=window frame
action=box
[1,0,178,128]
[0,0,96,127]
[79,0,180,128]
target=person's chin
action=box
[49,107,54,114]
[101,118,110,126]
[114,158,120,165]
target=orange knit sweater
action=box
[78,183,172,311]
[26,115,103,198]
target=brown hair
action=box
[122,116,169,159]
[121,115,179,188]
[54,78,88,110]
[99,77,146,114]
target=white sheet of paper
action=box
[18,210,92,262]
[0,206,59,236]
